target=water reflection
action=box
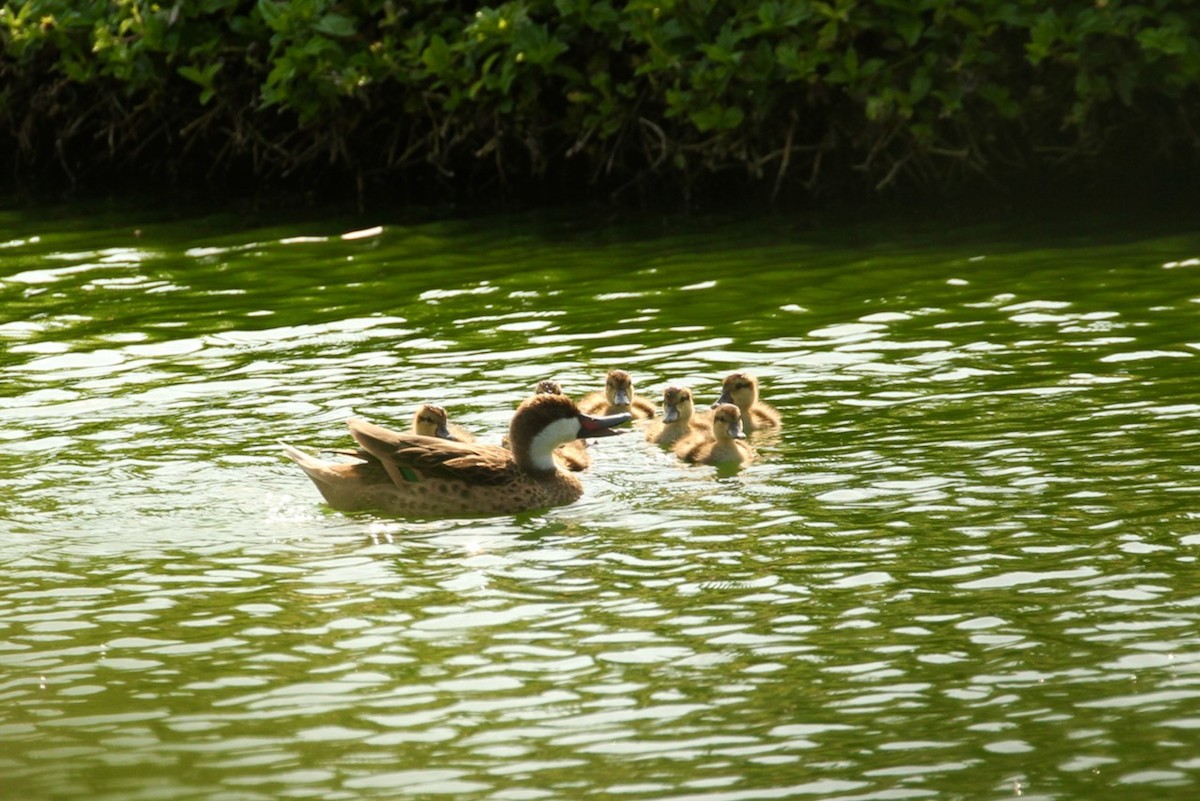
[2,212,1200,798]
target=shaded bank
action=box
[4,0,1200,207]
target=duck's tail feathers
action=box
[280,441,318,467]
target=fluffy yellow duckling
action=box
[644,385,710,448]
[674,403,755,466]
[323,402,473,461]
[411,403,476,442]
[578,369,656,420]
[714,371,780,433]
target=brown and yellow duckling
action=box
[578,369,656,420]
[323,402,473,460]
[645,385,709,448]
[675,403,755,466]
[714,371,780,433]
[503,379,590,471]
[411,402,476,442]
[282,393,631,517]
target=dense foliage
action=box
[3,0,1200,204]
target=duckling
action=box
[644,385,709,448]
[714,371,780,433]
[411,403,475,443]
[282,394,631,517]
[504,379,590,471]
[323,402,472,460]
[675,403,755,466]
[578,369,656,420]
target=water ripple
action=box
[3,213,1200,798]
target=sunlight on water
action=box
[2,206,1200,800]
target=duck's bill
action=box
[612,389,631,406]
[435,423,453,439]
[662,405,679,423]
[728,425,747,440]
[713,390,733,408]
[577,412,632,438]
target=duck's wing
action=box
[321,446,372,460]
[347,418,520,487]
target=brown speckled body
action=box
[283,394,628,517]
[675,403,755,466]
[578,369,656,420]
[645,385,710,448]
[716,372,780,433]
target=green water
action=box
[2,201,1200,801]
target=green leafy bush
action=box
[2,0,1199,203]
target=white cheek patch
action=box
[526,417,581,471]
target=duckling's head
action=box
[510,393,630,473]
[535,379,564,395]
[715,372,758,409]
[661,385,694,424]
[412,403,452,439]
[604,369,634,407]
[712,403,746,441]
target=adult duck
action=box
[504,379,590,471]
[675,403,755,466]
[714,371,780,433]
[645,385,709,448]
[283,393,630,516]
[578,369,656,420]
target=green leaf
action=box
[514,21,568,67]
[909,68,932,104]
[689,103,744,132]
[177,61,221,92]
[1137,24,1191,58]
[896,16,923,48]
[256,0,287,32]
[421,34,452,74]
[865,94,889,123]
[314,13,355,38]
[1026,10,1061,65]
[978,83,1020,118]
